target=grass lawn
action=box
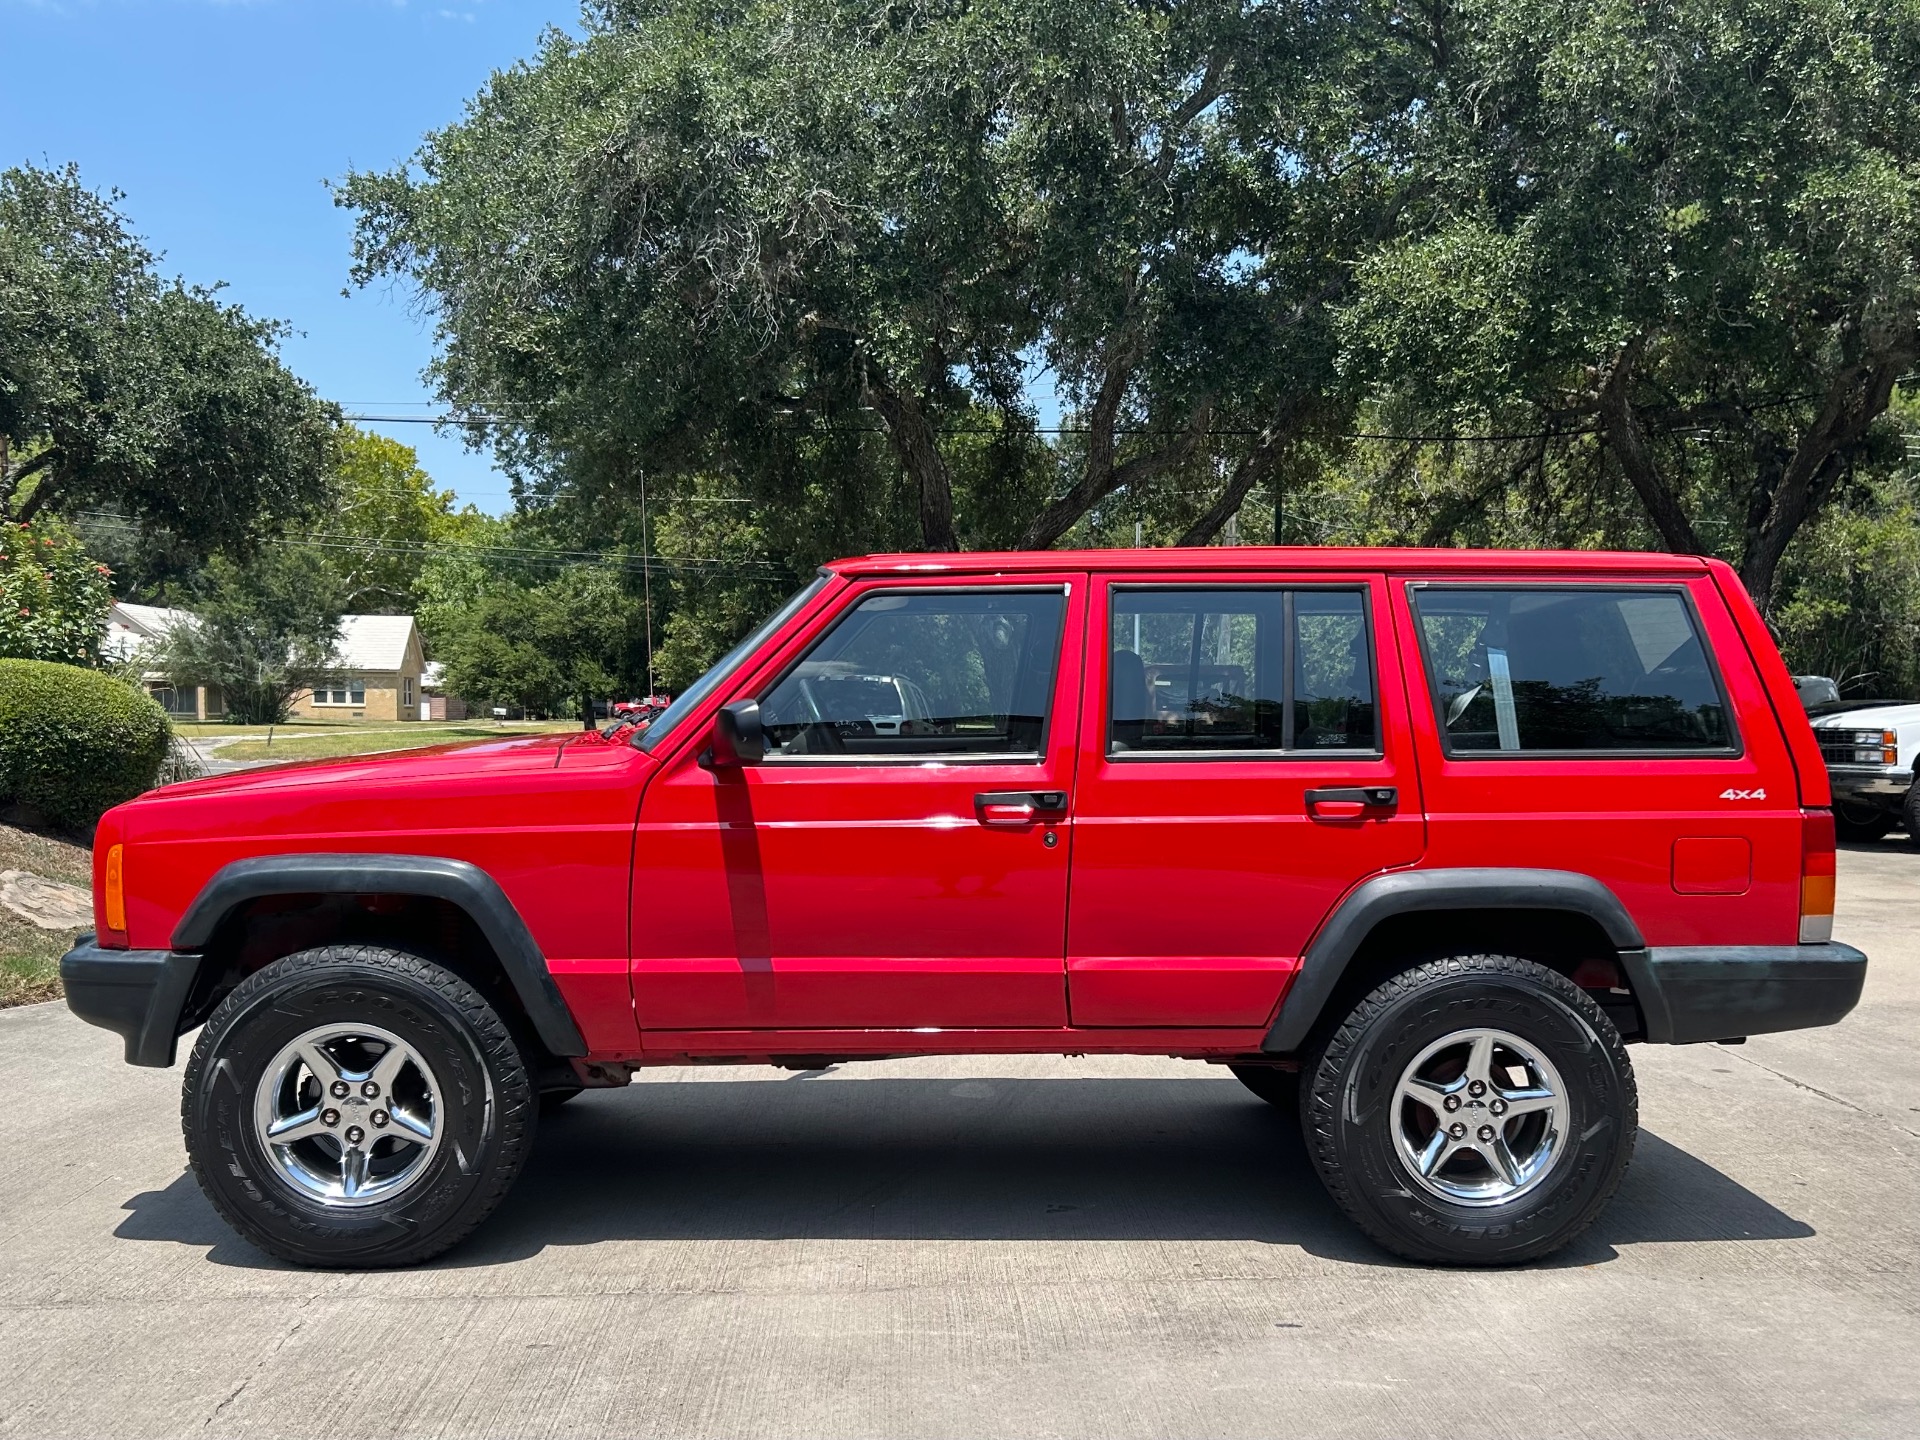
[0,823,92,1008]
[215,720,576,764]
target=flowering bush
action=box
[0,520,112,665]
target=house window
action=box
[403,676,413,708]
[148,685,198,719]
[316,680,367,706]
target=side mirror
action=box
[708,699,766,766]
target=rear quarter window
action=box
[1410,585,1736,756]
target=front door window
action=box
[760,590,1066,759]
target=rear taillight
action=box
[1800,809,1835,943]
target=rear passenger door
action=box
[1065,573,1426,1027]
[1397,576,1803,945]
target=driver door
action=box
[631,574,1088,1035]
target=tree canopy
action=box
[342,0,1920,621]
[145,550,345,725]
[1,163,340,558]
[1339,0,1920,604]
[341,0,1419,554]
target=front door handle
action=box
[1305,786,1398,820]
[975,791,1067,826]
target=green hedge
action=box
[0,660,173,831]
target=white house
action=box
[105,603,428,723]
[105,601,222,720]
[286,614,428,722]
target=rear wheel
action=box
[182,945,536,1268]
[1302,953,1636,1266]
[1835,801,1894,842]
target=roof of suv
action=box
[825,547,1717,578]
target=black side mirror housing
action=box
[708,699,766,766]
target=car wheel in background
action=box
[182,945,535,1268]
[1835,801,1895,842]
[1302,953,1637,1266]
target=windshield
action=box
[636,573,832,752]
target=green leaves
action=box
[0,519,113,667]
[145,551,346,726]
[0,164,338,557]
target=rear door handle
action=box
[1305,786,1398,819]
[975,791,1067,826]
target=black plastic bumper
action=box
[1620,942,1867,1044]
[59,935,200,1067]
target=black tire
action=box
[1302,953,1637,1266]
[182,945,536,1269]
[1835,801,1894,842]
[1904,786,1920,847]
[1229,1064,1300,1112]
[539,1085,585,1114]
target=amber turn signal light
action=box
[103,843,126,934]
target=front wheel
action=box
[182,945,536,1268]
[1302,953,1637,1266]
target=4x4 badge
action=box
[1719,788,1767,800]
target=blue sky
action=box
[3,0,583,513]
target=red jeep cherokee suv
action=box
[62,548,1866,1268]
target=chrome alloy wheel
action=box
[1390,1027,1570,1207]
[251,1023,444,1207]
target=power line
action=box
[75,512,789,581]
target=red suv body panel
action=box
[1065,568,1425,1027]
[65,547,1865,1074]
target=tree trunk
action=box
[1017,331,1214,549]
[1740,357,1906,610]
[1596,337,1707,557]
[864,364,958,552]
[1176,419,1292,547]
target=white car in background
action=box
[1800,678,1920,841]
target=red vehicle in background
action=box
[62,548,1864,1269]
[610,693,672,723]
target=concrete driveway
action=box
[2,852,1916,1439]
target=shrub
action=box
[0,519,114,665]
[0,659,172,831]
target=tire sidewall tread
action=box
[1301,952,1638,1266]
[181,944,535,1269]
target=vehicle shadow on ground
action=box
[114,1075,1812,1270]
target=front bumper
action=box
[1620,942,1867,1044]
[1824,764,1911,803]
[59,936,199,1067]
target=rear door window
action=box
[1108,588,1377,754]
[1410,586,1734,754]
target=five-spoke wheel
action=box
[1390,1028,1569,1206]
[1302,953,1637,1265]
[253,1024,443,1206]
[183,945,536,1268]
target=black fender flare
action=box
[1262,867,1645,1053]
[172,853,587,1058]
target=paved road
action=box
[3,850,1917,1439]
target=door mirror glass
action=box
[709,699,766,766]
